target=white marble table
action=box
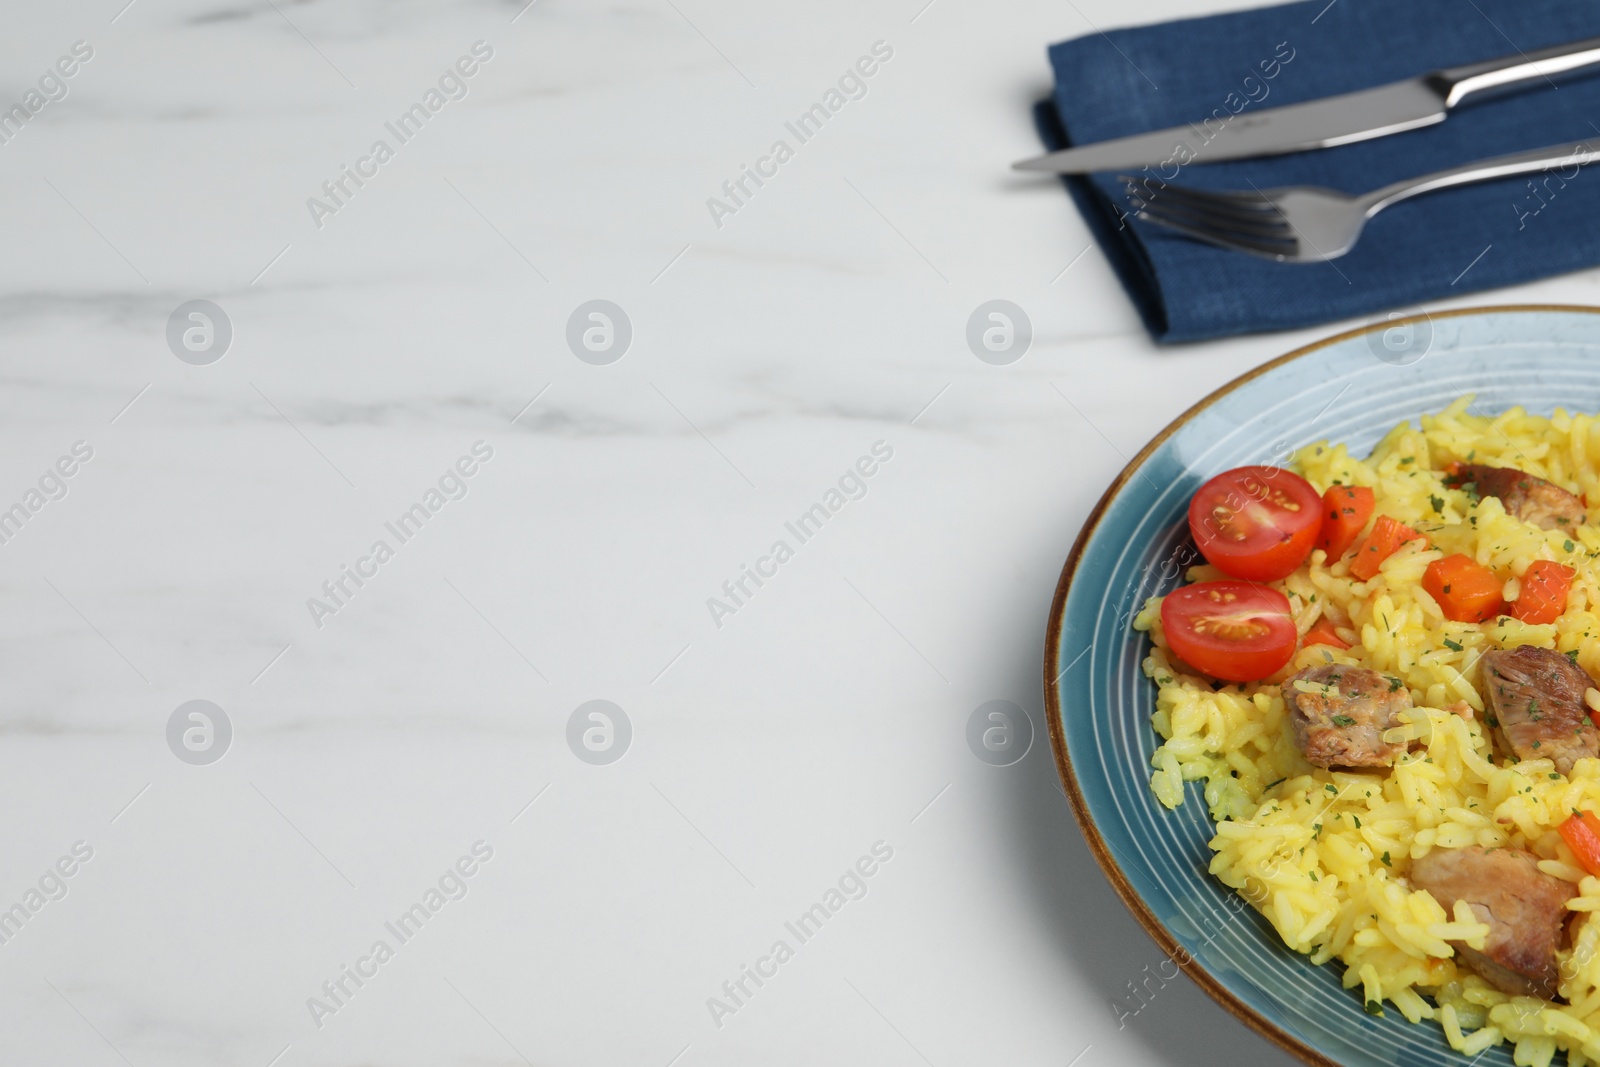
[5,1,1599,1064]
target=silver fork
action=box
[1122,141,1599,261]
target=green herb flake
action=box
[1380,851,1391,867]
[1331,715,1356,727]
[1444,638,1464,652]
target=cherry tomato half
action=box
[1188,466,1323,581]
[1160,580,1298,683]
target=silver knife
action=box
[1014,34,1600,173]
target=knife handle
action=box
[1433,35,1600,109]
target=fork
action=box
[1121,141,1599,261]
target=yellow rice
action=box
[1135,398,1600,1064]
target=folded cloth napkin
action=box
[1035,0,1600,343]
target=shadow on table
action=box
[995,647,1301,1066]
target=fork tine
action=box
[1135,207,1296,254]
[1131,197,1293,240]
[1123,181,1279,220]
[1132,208,1296,260]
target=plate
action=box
[1043,305,1600,1067]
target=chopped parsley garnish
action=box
[1388,676,1404,692]
[1380,851,1391,867]
[1444,638,1464,652]
[1331,715,1356,727]
[1430,495,1444,513]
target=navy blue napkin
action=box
[1035,0,1600,342]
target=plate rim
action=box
[1040,303,1600,1067]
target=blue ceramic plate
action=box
[1043,305,1600,1067]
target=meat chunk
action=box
[1410,845,1575,998]
[1453,464,1586,531]
[1480,646,1600,775]
[1281,665,1410,768]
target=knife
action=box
[1013,34,1600,174]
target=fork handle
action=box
[1433,36,1600,108]
[1360,142,1600,215]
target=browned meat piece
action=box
[1480,646,1600,775]
[1409,845,1575,998]
[1281,665,1410,768]
[1453,464,1586,531]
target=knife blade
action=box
[1013,34,1600,174]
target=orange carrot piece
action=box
[1512,560,1575,625]
[1348,516,1428,581]
[1315,485,1375,560]
[1302,617,1349,650]
[1560,812,1600,876]
[1422,554,1504,623]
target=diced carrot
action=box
[1302,617,1349,650]
[1512,560,1575,626]
[1348,516,1429,581]
[1422,554,1505,622]
[1559,811,1600,876]
[1315,485,1375,560]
